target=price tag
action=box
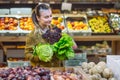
[61,2,72,11]
[28,1,33,3]
[15,1,20,3]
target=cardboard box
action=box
[107,55,120,80]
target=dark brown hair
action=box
[32,3,51,28]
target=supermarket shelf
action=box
[0,35,120,42]
[74,35,120,41]
[87,53,107,57]
[0,35,120,55]
[0,36,26,42]
[0,14,31,18]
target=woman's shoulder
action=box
[26,29,35,37]
[26,30,39,42]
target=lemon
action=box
[58,17,63,22]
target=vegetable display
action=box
[0,66,51,80]
[81,61,116,80]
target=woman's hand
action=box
[26,53,33,60]
[33,56,40,62]
[72,44,78,49]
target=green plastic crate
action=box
[7,60,30,68]
[63,59,87,67]
[70,53,87,60]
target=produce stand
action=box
[0,66,90,80]
[0,1,120,80]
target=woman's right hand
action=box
[33,56,40,62]
[26,53,40,62]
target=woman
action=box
[25,3,77,67]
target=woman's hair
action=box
[32,3,51,29]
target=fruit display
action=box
[51,17,65,30]
[19,17,34,31]
[67,17,89,31]
[0,17,18,30]
[88,16,112,33]
[81,61,117,80]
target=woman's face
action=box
[37,9,52,27]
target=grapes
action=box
[42,27,62,44]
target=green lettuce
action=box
[52,33,75,60]
[34,43,53,62]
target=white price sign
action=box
[61,2,72,11]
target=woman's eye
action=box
[45,15,52,19]
[50,15,52,17]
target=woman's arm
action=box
[25,33,39,62]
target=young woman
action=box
[25,3,77,67]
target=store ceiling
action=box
[0,0,119,4]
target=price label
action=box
[61,2,72,11]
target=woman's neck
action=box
[40,25,46,30]
[39,23,49,30]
